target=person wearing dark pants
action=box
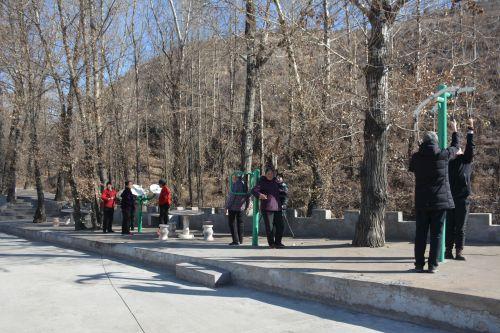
[446,118,475,261]
[159,204,170,224]
[252,166,288,249]
[103,208,114,232]
[101,181,117,233]
[225,174,249,245]
[228,211,244,244]
[414,210,446,269]
[410,120,460,273]
[262,211,284,247]
[157,179,172,229]
[130,195,136,231]
[120,181,134,235]
[446,203,470,259]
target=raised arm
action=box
[463,118,475,163]
[444,119,460,161]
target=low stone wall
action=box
[127,207,499,243]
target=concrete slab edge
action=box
[0,223,498,333]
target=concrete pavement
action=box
[1,221,499,332]
[0,233,450,333]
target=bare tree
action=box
[351,0,408,247]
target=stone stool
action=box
[203,222,214,241]
[158,224,170,240]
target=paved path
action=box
[0,233,449,333]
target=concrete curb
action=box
[0,223,498,333]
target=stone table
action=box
[60,208,91,225]
[169,209,204,239]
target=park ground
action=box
[1,191,499,332]
[0,233,451,333]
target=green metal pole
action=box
[252,169,261,247]
[437,84,452,263]
[137,198,144,233]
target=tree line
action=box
[0,0,497,245]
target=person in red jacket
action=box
[101,181,117,233]
[158,179,172,227]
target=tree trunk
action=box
[258,80,265,171]
[307,161,324,216]
[132,0,141,185]
[407,0,421,159]
[32,158,46,223]
[54,169,66,201]
[352,18,390,247]
[31,91,46,223]
[24,158,33,189]
[345,2,356,178]
[322,0,331,113]
[0,93,4,191]
[241,0,258,173]
[63,90,86,230]
[6,97,22,203]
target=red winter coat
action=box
[101,188,117,209]
[158,186,172,206]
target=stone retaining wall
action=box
[125,207,499,243]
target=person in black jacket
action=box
[409,120,460,273]
[120,181,134,235]
[446,118,475,261]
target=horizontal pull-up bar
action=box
[413,86,475,119]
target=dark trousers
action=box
[121,208,131,234]
[415,209,446,268]
[446,201,470,251]
[159,205,170,225]
[130,208,136,229]
[102,207,114,232]
[228,210,244,243]
[262,211,284,246]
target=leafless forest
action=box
[0,0,498,245]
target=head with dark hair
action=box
[106,181,113,189]
[125,180,133,188]
[158,178,166,186]
[264,166,275,181]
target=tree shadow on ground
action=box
[74,261,437,333]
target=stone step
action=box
[0,216,32,221]
[1,212,31,216]
[175,262,231,288]
[3,207,33,211]
[1,205,33,210]
[3,201,33,206]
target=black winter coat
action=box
[120,188,135,210]
[449,131,474,203]
[409,132,460,210]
